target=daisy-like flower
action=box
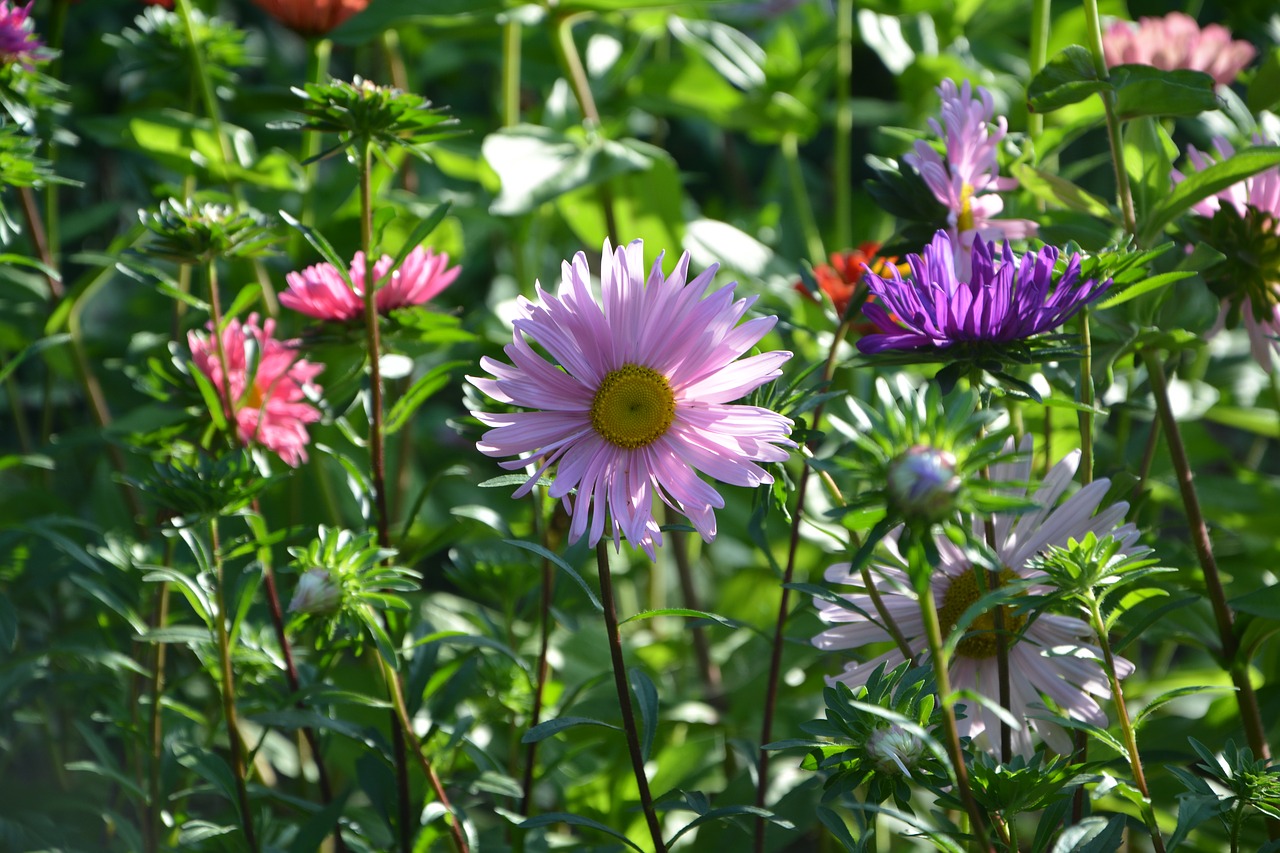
[470,239,795,559]
[1172,137,1280,367]
[856,229,1110,354]
[904,79,1036,273]
[249,0,368,36]
[0,1,42,66]
[1103,12,1255,86]
[813,438,1138,755]
[188,313,324,467]
[281,246,460,322]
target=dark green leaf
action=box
[518,812,643,851]
[1110,65,1218,120]
[1027,46,1107,114]
[629,668,658,762]
[520,716,621,744]
[503,539,603,612]
[1141,146,1280,243]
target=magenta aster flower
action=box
[904,79,1036,272]
[281,246,460,322]
[0,1,42,65]
[188,313,324,466]
[1172,136,1280,367]
[469,239,795,559]
[856,230,1110,354]
[1103,12,1255,86]
[813,438,1139,755]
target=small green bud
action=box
[887,444,960,523]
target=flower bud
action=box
[865,724,927,776]
[887,445,960,522]
[288,568,341,614]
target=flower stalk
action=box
[209,517,259,852]
[596,542,668,853]
[1141,351,1272,763]
[1082,0,1136,235]
[1083,594,1165,852]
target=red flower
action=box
[796,242,900,329]
[249,0,369,36]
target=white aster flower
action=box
[813,437,1139,755]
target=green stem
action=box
[781,132,826,263]
[373,641,471,853]
[596,542,668,853]
[833,0,854,250]
[1086,596,1165,853]
[551,13,618,243]
[146,547,172,853]
[1078,308,1094,486]
[503,17,523,128]
[173,0,280,316]
[1082,0,1136,235]
[298,37,332,245]
[1027,0,1050,142]
[666,505,723,706]
[210,518,259,851]
[907,538,996,852]
[1142,351,1272,764]
[519,488,554,817]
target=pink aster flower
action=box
[813,438,1138,755]
[904,79,1037,276]
[1103,12,1255,86]
[1172,136,1280,367]
[469,239,795,559]
[0,1,42,66]
[281,246,460,322]
[188,313,324,467]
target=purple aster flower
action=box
[0,1,42,66]
[814,437,1139,755]
[1172,136,1280,367]
[856,230,1110,354]
[469,239,795,559]
[904,79,1037,274]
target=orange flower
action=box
[250,0,369,36]
[796,241,900,329]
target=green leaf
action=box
[1027,46,1107,114]
[1051,815,1126,853]
[1123,116,1178,229]
[1248,47,1280,113]
[1110,65,1218,120]
[518,813,643,851]
[1095,271,1196,309]
[380,202,452,282]
[0,334,71,388]
[1141,145,1280,243]
[288,788,352,853]
[619,607,740,629]
[280,210,352,284]
[385,360,468,435]
[223,283,263,323]
[188,363,229,432]
[0,592,14,651]
[1132,685,1235,731]
[1203,405,1280,439]
[667,805,795,846]
[1230,584,1280,619]
[1011,163,1115,220]
[483,126,652,216]
[503,539,603,612]
[328,0,504,45]
[520,716,621,744]
[628,668,658,762]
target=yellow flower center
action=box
[937,568,1025,659]
[241,381,265,410]
[590,364,676,449]
[956,182,976,233]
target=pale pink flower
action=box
[1103,12,1255,86]
[1172,136,1280,367]
[813,438,1137,755]
[281,246,460,322]
[469,239,795,559]
[904,79,1036,275]
[188,313,324,467]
